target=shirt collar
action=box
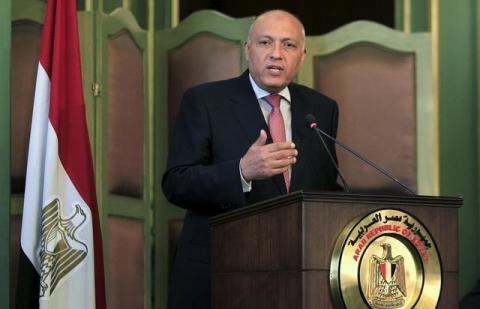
[249,74,291,103]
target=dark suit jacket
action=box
[162,70,339,309]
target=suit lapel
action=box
[289,86,311,191]
[229,72,269,144]
[229,72,286,195]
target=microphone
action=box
[305,114,415,195]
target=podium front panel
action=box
[210,192,461,308]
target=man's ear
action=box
[243,41,250,61]
[300,47,307,64]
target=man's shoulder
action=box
[289,82,337,106]
[186,74,246,96]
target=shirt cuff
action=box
[239,161,252,192]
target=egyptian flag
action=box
[16,0,106,308]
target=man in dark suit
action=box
[162,9,340,309]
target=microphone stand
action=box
[309,122,416,195]
[312,128,351,193]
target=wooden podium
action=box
[210,191,461,308]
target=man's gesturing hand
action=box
[240,130,297,182]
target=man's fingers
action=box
[253,129,267,146]
[242,135,298,181]
[267,157,297,169]
[264,141,296,152]
[257,155,296,171]
[264,165,291,177]
[268,148,298,160]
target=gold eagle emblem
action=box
[367,243,407,308]
[38,199,88,297]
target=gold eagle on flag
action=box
[39,199,88,297]
[367,243,407,308]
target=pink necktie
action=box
[264,94,290,191]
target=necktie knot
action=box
[264,94,282,109]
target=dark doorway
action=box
[180,0,395,35]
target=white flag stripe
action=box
[21,64,51,272]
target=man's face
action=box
[244,11,306,93]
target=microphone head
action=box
[305,114,318,129]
